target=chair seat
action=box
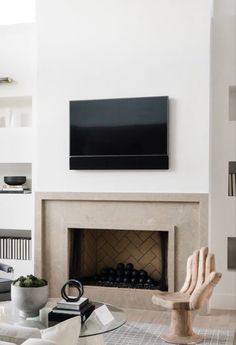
[152,291,190,310]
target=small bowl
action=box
[4,176,26,186]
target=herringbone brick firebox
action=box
[69,228,168,289]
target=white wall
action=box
[0,24,35,97]
[209,0,236,309]
[0,0,35,25]
[36,0,212,193]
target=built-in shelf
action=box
[0,96,32,128]
[0,163,32,190]
[0,229,31,261]
[229,85,236,121]
[0,193,33,229]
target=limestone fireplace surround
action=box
[35,192,208,310]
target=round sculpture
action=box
[61,279,84,302]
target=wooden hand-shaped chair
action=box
[152,247,222,344]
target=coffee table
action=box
[0,300,127,345]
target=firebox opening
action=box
[69,229,168,291]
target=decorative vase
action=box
[11,284,48,318]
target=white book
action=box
[57,297,89,310]
[2,186,24,191]
[52,307,83,315]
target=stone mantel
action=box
[35,192,208,309]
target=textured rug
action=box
[104,322,235,345]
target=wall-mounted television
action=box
[70,96,169,169]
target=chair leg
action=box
[161,309,203,344]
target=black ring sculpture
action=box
[61,279,84,302]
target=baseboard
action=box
[210,293,236,310]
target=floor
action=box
[125,308,236,344]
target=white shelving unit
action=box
[0,96,33,277]
[0,23,35,279]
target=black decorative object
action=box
[131,269,138,277]
[123,277,130,283]
[116,269,124,277]
[4,176,26,186]
[124,269,131,277]
[138,277,146,284]
[61,279,84,302]
[126,263,134,271]
[146,278,153,284]
[117,263,125,270]
[139,270,147,278]
[109,268,115,276]
[79,261,166,290]
[115,276,121,283]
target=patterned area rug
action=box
[104,322,235,345]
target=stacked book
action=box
[0,185,31,194]
[48,297,95,326]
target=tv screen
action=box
[70,96,169,169]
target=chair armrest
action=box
[189,272,222,310]
[0,264,14,274]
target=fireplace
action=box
[35,192,208,310]
[69,229,168,291]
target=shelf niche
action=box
[0,163,32,191]
[0,229,31,261]
[0,96,32,128]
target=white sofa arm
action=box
[0,323,40,345]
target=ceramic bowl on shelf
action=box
[4,176,26,186]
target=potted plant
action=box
[11,275,48,318]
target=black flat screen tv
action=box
[70,96,169,169]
